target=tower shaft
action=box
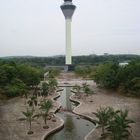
[60,0,76,66]
[65,19,71,65]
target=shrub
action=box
[5,79,26,97]
[106,110,134,140]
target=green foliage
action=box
[73,84,81,96]
[41,78,57,97]
[27,95,38,109]
[48,78,58,94]
[93,107,115,135]
[93,60,140,95]
[118,60,140,95]
[42,82,49,97]
[5,79,26,97]
[93,107,134,140]
[1,54,139,66]
[22,108,35,131]
[0,62,17,86]
[39,100,53,125]
[46,68,60,77]
[17,64,43,86]
[106,110,134,140]
[94,62,119,89]
[82,83,93,94]
[130,77,140,94]
[75,65,91,78]
[72,83,94,96]
[0,61,43,98]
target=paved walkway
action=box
[57,79,95,87]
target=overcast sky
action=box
[0,0,140,57]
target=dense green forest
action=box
[0,60,44,98]
[1,54,140,67]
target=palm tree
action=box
[39,100,53,129]
[82,82,92,95]
[106,109,134,140]
[27,95,37,109]
[22,108,35,134]
[93,107,115,136]
[41,82,49,97]
[32,86,39,98]
[48,78,58,94]
[23,91,28,99]
[73,84,81,96]
[22,90,28,105]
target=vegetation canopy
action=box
[93,60,140,96]
[0,61,43,98]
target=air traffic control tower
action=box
[60,0,76,71]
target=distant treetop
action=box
[64,0,72,2]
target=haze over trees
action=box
[1,54,140,67]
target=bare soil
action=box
[71,83,140,140]
[57,72,81,80]
[0,93,62,140]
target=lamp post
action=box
[60,0,76,69]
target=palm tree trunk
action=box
[45,117,47,125]
[102,126,105,135]
[29,120,31,130]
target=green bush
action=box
[93,60,140,95]
[5,79,26,97]
[94,62,119,89]
[0,61,44,98]
[75,65,92,78]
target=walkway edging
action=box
[69,95,98,140]
[41,90,64,140]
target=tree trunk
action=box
[29,120,31,130]
[102,125,105,135]
[45,117,47,125]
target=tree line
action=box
[1,54,140,67]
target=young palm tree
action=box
[106,109,134,140]
[23,91,28,99]
[27,95,37,109]
[48,78,58,94]
[39,100,53,129]
[32,86,39,98]
[93,107,115,136]
[42,82,49,97]
[82,82,92,95]
[22,90,28,105]
[22,108,35,134]
[73,84,81,96]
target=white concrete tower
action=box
[60,0,76,65]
